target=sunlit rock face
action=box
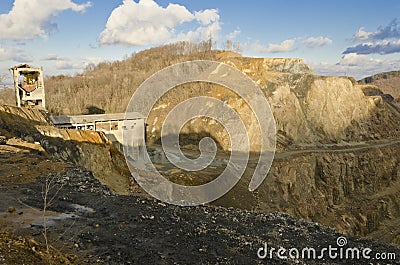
[142,57,400,247]
[1,57,399,248]
[146,57,400,151]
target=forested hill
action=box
[45,42,241,115]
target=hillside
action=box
[0,42,399,263]
[143,56,400,151]
[1,105,399,264]
[40,43,400,248]
[44,43,400,152]
[44,42,239,115]
[359,70,400,99]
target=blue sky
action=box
[1,0,400,85]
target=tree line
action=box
[45,41,241,115]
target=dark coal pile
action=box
[8,167,399,265]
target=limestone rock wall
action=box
[214,142,400,246]
[146,57,400,151]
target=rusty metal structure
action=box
[10,64,46,109]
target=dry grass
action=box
[0,230,79,265]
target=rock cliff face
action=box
[146,57,400,151]
[143,57,400,247]
[359,70,400,99]
[212,142,400,246]
[0,105,135,195]
[1,57,399,248]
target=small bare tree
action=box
[42,173,64,254]
[0,72,6,85]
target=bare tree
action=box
[42,173,64,254]
[44,41,242,115]
[0,72,8,89]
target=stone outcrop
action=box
[146,57,400,151]
[143,57,400,247]
[0,105,135,195]
[210,142,400,246]
[1,57,399,248]
[358,70,400,111]
[359,70,400,99]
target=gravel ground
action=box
[0,165,398,265]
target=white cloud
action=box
[303,36,332,48]
[42,54,59,60]
[0,46,9,61]
[254,39,296,53]
[99,0,221,46]
[52,56,105,72]
[0,44,35,62]
[0,0,91,40]
[352,19,400,42]
[352,27,373,41]
[347,19,400,55]
[175,18,221,43]
[339,53,383,67]
[252,35,333,54]
[55,60,82,70]
[13,53,35,62]
[344,39,400,55]
[194,9,219,25]
[226,28,241,40]
[83,56,105,66]
[311,53,400,80]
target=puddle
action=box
[29,212,76,228]
[1,202,95,229]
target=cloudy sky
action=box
[1,0,400,84]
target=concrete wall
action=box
[51,114,146,157]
